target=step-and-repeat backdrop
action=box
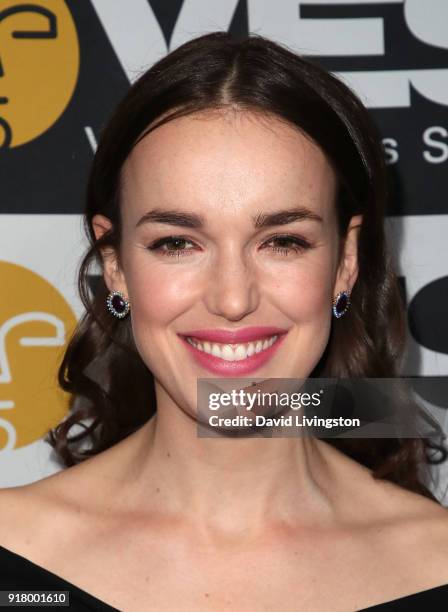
[1,0,447,495]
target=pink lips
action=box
[179,326,287,344]
[178,326,289,375]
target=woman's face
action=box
[93,110,361,414]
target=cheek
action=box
[267,253,336,323]
[269,257,335,375]
[123,260,197,376]
[124,257,199,328]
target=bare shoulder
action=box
[0,425,141,538]
[361,479,448,584]
[399,494,448,556]
[0,427,141,547]
[0,485,27,532]
[0,452,114,561]
[327,442,448,575]
[361,472,448,535]
[0,484,49,556]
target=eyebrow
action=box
[135,206,323,229]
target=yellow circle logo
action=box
[0,261,77,450]
[0,0,79,148]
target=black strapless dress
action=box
[1,544,448,611]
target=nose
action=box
[203,247,260,322]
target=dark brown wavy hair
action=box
[46,32,447,501]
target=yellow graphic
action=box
[0,261,77,451]
[0,0,79,148]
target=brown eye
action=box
[147,236,196,258]
[263,235,311,256]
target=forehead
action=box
[120,109,337,219]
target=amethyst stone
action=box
[335,292,348,315]
[332,290,350,319]
[111,293,126,313]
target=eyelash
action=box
[146,234,311,258]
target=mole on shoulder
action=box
[167,452,171,458]
[204,593,210,598]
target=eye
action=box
[146,233,312,260]
[146,236,196,258]
[262,234,311,256]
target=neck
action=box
[114,387,349,538]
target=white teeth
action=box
[186,334,279,361]
[221,345,234,361]
[211,343,221,358]
[234,345,247,360]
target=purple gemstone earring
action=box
[332,289,351,319]
[107,290,130,319]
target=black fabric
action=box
[1,543,448,611]
[358,582,448,610]
[0,545,120,611]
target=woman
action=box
[1,32,448,612]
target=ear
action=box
[92,214,128,297]
[333,214,363,298]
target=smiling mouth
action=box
[185,334,280,361]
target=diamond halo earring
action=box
[332,289,351,318]
[106,290,130,319]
